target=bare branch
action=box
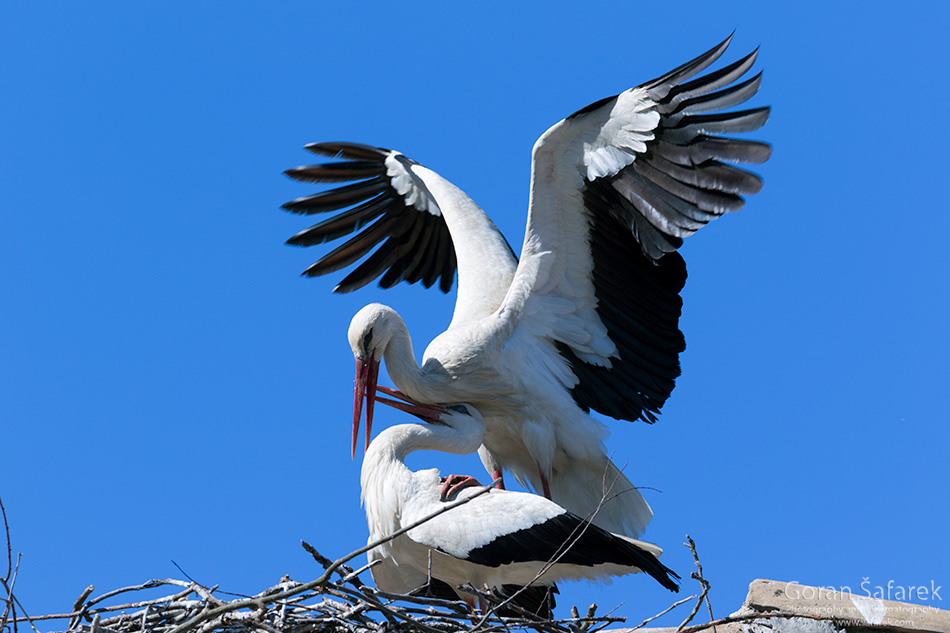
[1,495,11,584]
[68,585,95,630]
[0,493,15,633]
[676,536,711,633]
[627,595,694,631]
[687,536,714,631]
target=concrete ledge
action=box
[741,579,948,632]
[611,578,949,633]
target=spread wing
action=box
[500,34,771,423]
[282,143,518,322]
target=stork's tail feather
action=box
[549,456,653,538]
[615,535,680,593]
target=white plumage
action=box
[347,303,653,537]
[361,403,679,608]
[285,35,771,538]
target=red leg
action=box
[492,469,505,490]
[440,474,483,501]
[537,465,552,500]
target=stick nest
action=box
[2,494,715,633]
[12,542,625,633]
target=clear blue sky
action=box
[2,2,948,628]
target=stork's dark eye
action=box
[447,404,470,415]
[362,330,373,351]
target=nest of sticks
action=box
[1,495,720,633]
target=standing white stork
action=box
[285,35,771,537]
[361,402,679,611]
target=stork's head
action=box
[348,304,391,459]
[348,303,401,359]
[348,303,444,458]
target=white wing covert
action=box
[404,488,563,559]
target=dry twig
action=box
[675,536,712,633]
[1,493,22,633]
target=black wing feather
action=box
[401,213,440,285]
[301,211,408,278]
[282,178,389,215]
[661,48,760,113]
[283,143,456,293]
[335,210,421,292]
[283,161,386,183]
[305,141,391,161]
[672,72,763,116]
[285,196,391,246]
[653,136,771,166]
[659,107,771,144]
[643,33,734,97]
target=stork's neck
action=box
[360,421,484,541]
[368,420,483,464]
[380,315,446,403]
[360,425,415,542]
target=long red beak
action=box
[352,353,380,459]
[374,388,447,425]
[352,357,448,458]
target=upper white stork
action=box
[361,402,679,611]
[285,35,771,537]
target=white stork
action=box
[361,402,679,611]
[285,35,771,537]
